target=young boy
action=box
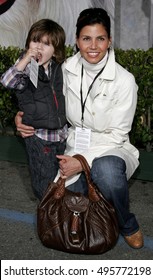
[1,19,68,199]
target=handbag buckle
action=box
[73,211,80,216]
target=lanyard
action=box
[80,63,106,127]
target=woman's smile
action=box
[76,23,111,64]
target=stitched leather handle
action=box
[54,154,100,202]
[73,154,90,175]
[73,154,100,201]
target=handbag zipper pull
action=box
[71,212,80,244]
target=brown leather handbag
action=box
[37,154,119,254]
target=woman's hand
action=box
[56,155,83,178]
[15,111,35,138]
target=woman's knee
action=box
[91,156,127,201]
[91,155,127,188]
[92,155,125,175]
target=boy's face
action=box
[29,34,55,69]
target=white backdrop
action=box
[0,0,115,48]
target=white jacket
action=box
[61,48,139,185]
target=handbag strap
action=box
[73,154,100,202]
[54,154,100,202]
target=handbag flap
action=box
[64,190,89,213]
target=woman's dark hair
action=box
[76,8,111,39]
[25,19,66,63]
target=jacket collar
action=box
[65,48,116,80]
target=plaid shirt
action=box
[1,62,68,142]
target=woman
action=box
[15,8,143,249]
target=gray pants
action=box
[24,135,66,200]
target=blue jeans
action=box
[67,155,139,236]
